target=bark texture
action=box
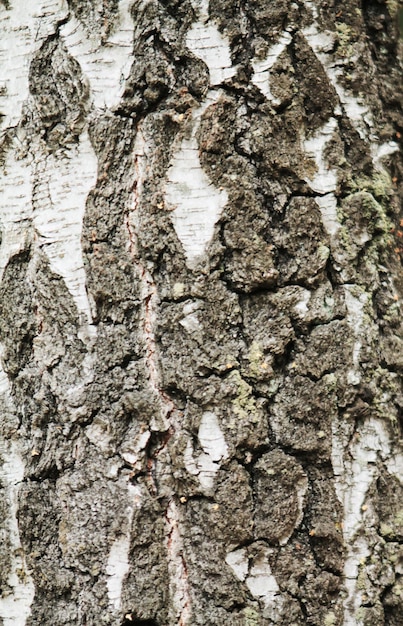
[0,1,403,625]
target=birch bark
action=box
[0,1,402,625]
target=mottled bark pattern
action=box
[0,1,402,625]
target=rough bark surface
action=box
[0,0,403,625]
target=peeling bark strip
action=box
[0,0,403,625]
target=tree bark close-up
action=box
[0,0,403,624]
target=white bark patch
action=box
[247,557,284,617]
[344,286,368,386]
[0,4,35,129]
[386,450,403,483]
[165,92,228,268]
[187,0,235,85]
[0,1,99,338]
[120,429,151,469]
[303,0,400,179]
[251,31,292,103]
[184,412,228,491]
[198,411,228,462]
[179,301,202,334]
[331,417,398,625]
[293,289,311,319]
[165,3,235,267]
[166,499,191,626]
[0,147,32,281]
[314,194,340,239]
[225,548,248,582]
[197,411,228,490]
[302,3,373,143]
[106,483,140,612]
[304,118,338,195]
[226,546,284,618]
[60,0,134,109]
[303,10,399,173]
[0,0,68,129]
[371,141,399,174]
[0,134,97,339]
[0,362,10,396]
[0,4,66,278]
[106,537,131,612]
[303,117,340,239]
[33,131,98,334]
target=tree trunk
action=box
[0,0,402,624]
